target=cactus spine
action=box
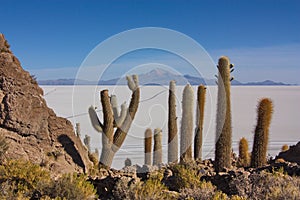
[88,75,140,168]
[215,56,233,172]
[168,80,178,163]
[180,84,194,163]
[251,98,273,168]
[144,128,152,165]
[153,128,162,165]
[194,84,206,160]
[238,137,249,167]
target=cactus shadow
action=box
[58,134,85,172]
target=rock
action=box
[276,142,300,165]
[0,33,91,174]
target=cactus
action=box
[238,137,249,167]
[75,123,81,137]
[110,95,127,127]
[168,80,178,163]
[83,134,91,152]
[88,75,140,168]
[153,128,162,165]
[194,84,206,160]
[251,98,273,168]
[144,128,152,165]
[124,158,132,167]
[214,56,234,172]
[180,84,194,163]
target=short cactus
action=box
[238,137,250,167]
[153,128,162,165]
[168,80,178,163]
[214,56,234,172]
[251,98,273,168]
[180,84,194,163]
[194,84,206,160]
[144,128,152,165]
[83,134,91,152]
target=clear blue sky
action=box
[1,0,299,83]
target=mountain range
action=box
[38,68,291,86]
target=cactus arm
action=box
[110,95,119,126]
[88,106,103,132]
[115,102,127,127]
[112,75,140,151]
[126,75,136,91]
[100,90,114,143]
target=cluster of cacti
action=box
[180,84,194,163]
[144,128,152,165]
[153,128,163,165]
[168,80,178,163]
[251,98,273,168]
[89,74,140,167]
[238,137,250,167]
[214,56,234,172]
[194,84,206,161]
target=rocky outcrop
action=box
[0,33,91,174]
[276,142,300,165]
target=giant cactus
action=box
[194,84,206,160]
[168,80,178,163]
[180,84,194,163]
[144,128,152,165]
[251,98,273,168]
[153,128,162,165]
[88,75,140,167]
[214,56,234,172]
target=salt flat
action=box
[42,85,300,169]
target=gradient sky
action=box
[1,0,299,83]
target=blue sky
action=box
[1,0,300,83]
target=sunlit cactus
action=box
[180,84,194,163]
[144,128,152,165]
[110,95,127,127]
[215,56,234,172]
[88,74,140,168]
[153,128,162,165]
[194,84,206,160]
[168,80,178,163]
[238,137,250,167]
[251,98,273,168]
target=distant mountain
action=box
[38,68,291,86]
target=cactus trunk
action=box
[168,80,178,163]
[144,128,152,165]
[215,56,233,172]
[194,84,206,160]
[251,98,273,168]
[153,128,162,165]
[180,84,194,163]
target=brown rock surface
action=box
[277,142,300,165]
[0,33,91,174]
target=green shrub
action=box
[170,164,201,190]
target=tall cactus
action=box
[194,84,206,160]
[153,128,162,165]
[214,56,234,172]
[238,137,249,167]
[251,98,273,168]
[144,128,152,165]
[88,75,140,168]
[168,80,178,163]
[180,84,194,163]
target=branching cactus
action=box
[168,80,178,163]
[180,84,194,163]
[153,128,162,165]
[238,137,250,167]
[88,74,140,168]
[215,56,234,172]
[251,98,273,168]
[110,95,127,128]
[194,84,206,160]
[144,128,152,165]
